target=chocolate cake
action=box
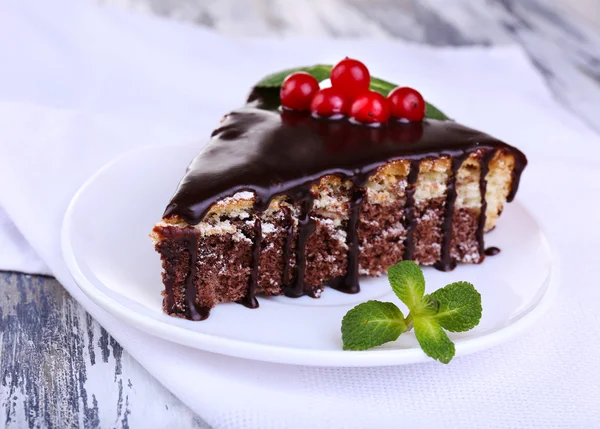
[151,87,526,321]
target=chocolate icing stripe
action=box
[402,160,421,261]
[329,178,365,294]
[434,155,468,272]
[476,150,497,258]
[239,217,261,309]
[284,192,316,297]
[183,231,210,321]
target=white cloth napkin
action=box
[2,0,600,427]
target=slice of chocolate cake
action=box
[151,87,526,321]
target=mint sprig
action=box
[254,65,450,121]
[341,261,482,364]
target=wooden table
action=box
[2,1,599,427]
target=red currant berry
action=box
[349,90,390,125]
[388,87,426,122]
[280,72,320,111]
[330,58,370,99]
[310,87,349,118]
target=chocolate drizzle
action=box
[476,150,497,258]
[284,193,316,297]
[183,232,210,320]
[329,178,366,294]
[485,246,501,256]
[433,155,467,272]
[402,160,421,261]
[164,89,527,313]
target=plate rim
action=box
[61,144,560,367]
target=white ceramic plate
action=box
[62,144,559,367]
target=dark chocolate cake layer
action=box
[152,91,527,321]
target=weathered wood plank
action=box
[0,272,206,429]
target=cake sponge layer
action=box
[152,149,517,318]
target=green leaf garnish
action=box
[368,76,396,96]
[427,281,482,332]
[387,260,425,311]
[413,317,455,364]
[423,102,450,121]
[341,301,407,351]
[341,261,482,363]
[254,65,450,120]
[255,65,333,87]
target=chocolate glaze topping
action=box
[164,88,526,319]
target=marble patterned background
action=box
[2,1,600,428]
[100,0,600,132]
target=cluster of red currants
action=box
[280,58,426,125]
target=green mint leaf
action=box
[427,281,482,332]
[253,65,450,120]
[413,316,456,364]
[387,261,426,312]
[341,300,407,350]
[255,65,333,87]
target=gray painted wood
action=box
[0,272,208,429]
[3,0,600,428]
